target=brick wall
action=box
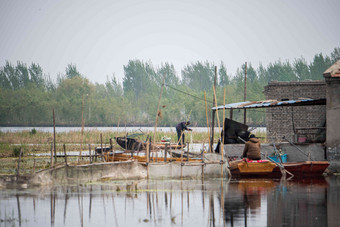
[263,80,326,142]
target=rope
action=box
[165,84,214,104]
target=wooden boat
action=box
[115,136,185,151]
[229,159,329,178]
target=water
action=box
[0,126,266,134]
[1,177,339,227]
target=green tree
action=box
[293,58,310,80]
[219,62,229,86]
[330,47,340,63]
[65,64,82,79]
[181,61,214,91]
[309,53,332,80]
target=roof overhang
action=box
[212,98,326,110]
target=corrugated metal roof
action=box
[212,98,326,110]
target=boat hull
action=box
[115,137,185,151]
[229,160,329,178]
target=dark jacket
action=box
[242,138,261,160]
[176,122,189,132]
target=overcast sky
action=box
[1,0,339,84]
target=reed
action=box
[0,129,267,157]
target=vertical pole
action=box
[16,147,22,177]
[164,143,168,162]
[50,142,54,167]
[79,95,85,162]
[63,144,67,166]
[221,88,226,177]
[146,139,150,179]
[210,66,217,153]
[186,142,189,162]
[32,155,36,174]
[53,109,57,163]
[89,144,92,163]
[100,133,104,162]
[110,138,113,162]
[244,62,247,125]
[153,79,165,162]
[204,92,211,153]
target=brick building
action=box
[323,59,340,161]
[264,80,326,142]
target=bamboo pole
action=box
[63,144,68,166]
[110,138,115,162]
[220,88,226,177]
[244,62,247,124]
[221,88,226,161]
[16,147,22,177]
[32,155,36,174]
[204,92,212,152]
[153,79,165,162]
[186,142,189,162]
[50,142,54,167]
[213,85,221,138]
[100,133,105,162]
[89,144,92,163]
[53,109,57,163]
[79,94,85,163]
[146,139,150,179]
[210,66,217,152]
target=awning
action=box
[212,98,326,110]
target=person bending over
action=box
[176,121,192,145]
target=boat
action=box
[115,136,186,151]
[229,159,329,178]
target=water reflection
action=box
[0,177,339,227]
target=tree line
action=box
[0,48,339,127]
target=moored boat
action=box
[115,136,186,151]
[229,159,329,178]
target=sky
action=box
[1,0,340,84]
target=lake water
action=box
[1,177,339,227]
[0,126,266,134]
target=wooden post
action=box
[110,138,114,162]
[100,133,104,162]
[244,62,247,125]
[221,88,226,177]
[170,145,173,162]
[16,147,22,177]
[53,109,57,163]
[210,66,217,153]
[164,143,168,163]
[63,144,67,166]
[204,92,211,152]
[32,155,36,174]
[221,88,226,161]
[230,109,233,120]
[153,79,165,162]
[146,139,150,179]
[89,144,92,163]
[79,94,85,163]
[50,142,54,167]
[186,142,189,162]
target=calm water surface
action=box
[1,177,339,227]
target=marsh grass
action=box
[0,129,267,157]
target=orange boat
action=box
[229,159,329,178]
